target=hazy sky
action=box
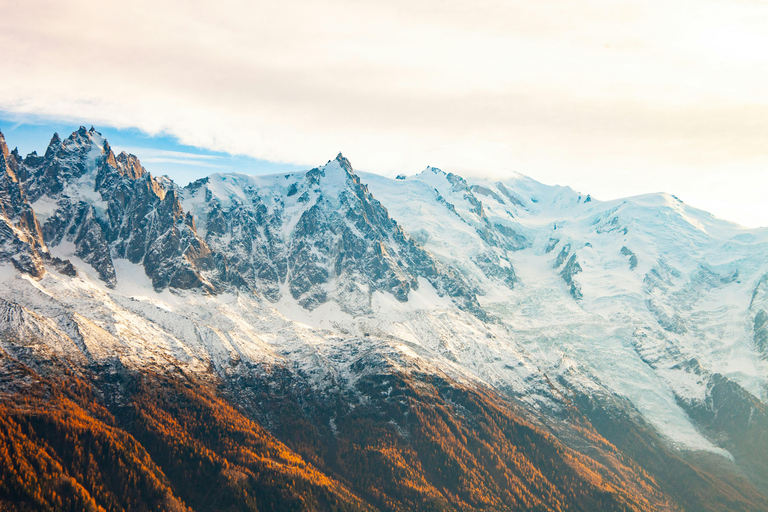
[2,0,767,227]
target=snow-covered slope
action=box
[2,127,768,475]
[363,169,768,453]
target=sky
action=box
[0,118,303,184]
[1,0,767,227]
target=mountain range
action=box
[1,126,768,511]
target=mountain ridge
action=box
[2,126,768,511]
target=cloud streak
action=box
[2,0,767,226]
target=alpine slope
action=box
[2,126,768,511]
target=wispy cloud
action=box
[2,0,767,226]
[113,147,221,161]
[137,158,225,169]
[112,147,226,168]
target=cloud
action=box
[1,0,767,226]
[132,157,224,169]
[112,148,220,161]
[112,147,224,168]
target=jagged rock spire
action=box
[0,130,9,160]
[335,152,354,174]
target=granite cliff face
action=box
[17,127,218,291]
[183,154,482,315]
[0,131,58,278]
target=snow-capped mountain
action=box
[2,127,768,511]
[182,154,480,315]
[363,168,768,439]
[21,127,218,291]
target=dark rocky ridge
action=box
[7,128,485,316]
[18,127,219,291]
[184,154,485,316]
[560,253,583,300]
[0,131,51,278]
[621,245,638,270]
[552,242,582,299]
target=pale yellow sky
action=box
[1,0,767,226]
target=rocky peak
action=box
[8,148,21,173]
[71,126,100,147]
[0,137,21,179]
[302,154,358,198]
[446,172,470,192]
[115,151,145,179]
[22,127,107,202]
[6,127,219,292]
[335,152,354,174]
[43,133,61,159]
[0,131,9,160]
[94,145,149,194]
[0,137,20,187]
[0,133,51,278]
